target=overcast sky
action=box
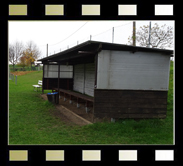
[9,20,174,59]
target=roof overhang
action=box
[38,40,173,64]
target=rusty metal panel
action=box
[97,50,171,91]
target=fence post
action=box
[12,74,14,82]
[15,75,17,85]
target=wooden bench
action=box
[33,80,42,92]
[52,88,94,113]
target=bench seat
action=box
[33,80,42,92]
[52,88,94,113]
[33,85,42,91]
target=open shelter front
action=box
[38,40,173,121]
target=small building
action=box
[38,40,173,120]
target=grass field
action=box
[9,61,174,144]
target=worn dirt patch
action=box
[48,108,77,126]
[10,71,36,76]
[40,94,93,126]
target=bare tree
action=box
[9,41,24,71]
[128,23,173,49]
[21,41,41,69]
[25,41,41,60]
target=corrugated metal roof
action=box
[38,40,173,62]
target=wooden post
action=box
[133,21,136,46]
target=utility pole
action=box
[47,44,48,57]
[147,21,151,48]
[133,21,136,46]
[112,27,114,43]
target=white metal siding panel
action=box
[97,51,110,89]
[59,65,73,78]
[74,64,84,93]
[97,50,170,90]
[85,63,95,97]
[49,65,58,71]
[44,65,73,78]
[44,64,48,78]
[59,72,73,78]
[60,65,73,71]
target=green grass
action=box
[9,62,174,144]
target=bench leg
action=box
[77,98,80,108]
[85,107,89,113]
[69,95,72,104]
[77,103,80,108]
[85,101,89,113]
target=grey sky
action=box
[9,20,174,59]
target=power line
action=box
[39,22,131,47]
[49,22,88,46]
[92,22,132,38]
[114,22,132,28]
